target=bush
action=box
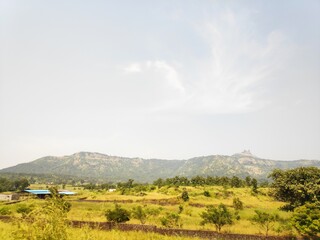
[0,207,11,215]
[160,212,182,228]
[16,204,33,217]
[251,210,279,237]
[291,202,320,238]
[181,190,189,202]
[203,191,211,197]
[232,197,244,210]
[131,205,147,224]
[200,203,233,232]
[105,204,130,223]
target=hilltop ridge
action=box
[0,151,319,182]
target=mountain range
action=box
[1,151,319,182]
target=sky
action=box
[0,0,319,169]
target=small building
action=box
[108,188,116,192]
[0,193,20,201]
[25,189,76,199]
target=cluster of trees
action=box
[269,167,320,238]
[153,175,262,188]
[0,177,29,192]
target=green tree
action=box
[105,204,130,223]
[181,189,189,202]
[232,197,244,210]
[14,178,30,192]
[200,203,233,232]
[230,176,243,188]
[251,178,258,194]
[131,205,147,224]
[245,176,252,187]
[160,212,182,228]
[269,167,320,210]
[251,210,279,237]
[291,202,320,238]
[203,190,211,197]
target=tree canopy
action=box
[269,167,320,210]
[105,204,130,223]
[291,202,320,238]
[200,203,233,232]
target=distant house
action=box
[108,188,116,192]
[0,193,20,201]
[25,189,76,199]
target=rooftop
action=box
[25,189,76,195]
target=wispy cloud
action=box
[122,9,294,115]
[123,60,186,94]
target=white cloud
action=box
[124,60,186,94]
[122,10,294,115]
[124,63,141,73]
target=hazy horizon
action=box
[1,0,319,169]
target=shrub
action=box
[0,207,11,215]
[251,210,279,237]
[16,204,33,217]
[203,191,211,197]
[181,190,189,202]
[105,204,130,223]
[160,212,182,228]
[131,205,147,224]
[291,202,320,238]
[232,197,244,210]
[200,203,233,232]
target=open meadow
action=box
[0,184,297,239]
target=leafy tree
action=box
[13,178,30,191]
[251,178,258,194]
[0,177,12,192]
[153,178,164,188]
[125,179,134,189]
[245,176,252,187]
[232,197,244,210]
[269,167,320,210]
[200,204,233,232]
[105,204,130,223]
[181,189,189,202]
[131,205,147,224]
[203,190,211,197]
[230,176,244,188]
[178,205,184,214]
[291,202,320,238]
[251,210,279,237]
[160,212,182,228]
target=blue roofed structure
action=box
[25,189,76,199]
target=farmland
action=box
[0,184,294,239]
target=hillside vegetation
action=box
[0,167,319,239]
[1,151,319,182]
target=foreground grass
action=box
[0,185,297,236]
[0,221,201,240]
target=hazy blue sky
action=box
[0,0,319,169]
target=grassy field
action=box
[0,185,298,238]
[0,221,203,240]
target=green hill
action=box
[0,151,319,182]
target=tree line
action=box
[0,177,29,192]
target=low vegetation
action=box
[0,167,319,239]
